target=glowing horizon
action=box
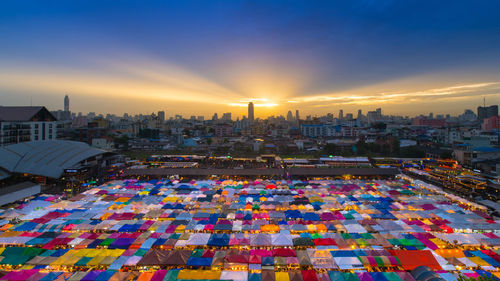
[0,1,499,117]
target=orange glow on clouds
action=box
[0,56,499,117]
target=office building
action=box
[248,102,254,124]
[478,105,498,122]
[64,95,70,112]
[157,111,165,122]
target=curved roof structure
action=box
[0,140,107,178]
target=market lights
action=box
[0,178,497,280]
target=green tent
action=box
[383,272,403,281]
[360,233,374,239]
[343,272,360,281]
[164,269,180,281]
[311,233,323,239]
[100,238,115,247]
[75,256,93,266]
[328,271,346,281]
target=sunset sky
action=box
[1,1,500,118]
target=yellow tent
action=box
[177,270,221,280]
[87,255,107,266]
[468,256,490,266]
[276,272,290,281]
[429,238,448,248]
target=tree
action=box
[355,139,368,155]
[323,143,337,155]
[440,151,453,159]
[391,138,400,156]
[113,135,129,150]
[371,122,387,131]
[400,146,425,158]
[206,138,213,145]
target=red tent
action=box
[389,250,442,270]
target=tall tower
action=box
[158,111,165,122]
[248,102,254,124]
[339,109,343,120]
[295,110,300,121]
[64,95,70,112]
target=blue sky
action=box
[1,0,499,117]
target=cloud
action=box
[288,82,500,107]
[0,56,250,107]
[229,98,278,107]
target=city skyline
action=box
[1,1,500,117]
[28,94,500,120]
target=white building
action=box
[0,106,57,146]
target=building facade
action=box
[0,106,58,146]
[477,105,498,122]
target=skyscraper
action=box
[339,109,344,120]
[248,102,254,124]
[64,95,69,112]
[158,111,165,122]
[295,110,300,121]
[222,112,232,121]
[477,105,498,122]
[286,110,294,122]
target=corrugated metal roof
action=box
[0,140,107,178]
[0,168,11,181]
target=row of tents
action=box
[0,178,498,280]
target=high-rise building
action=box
[248,102,254,123]
[52,95,71,120]
[357,109,362,119]
[477,105,498,122]
[326,113,334,121]
[158,111,165,122]
[64,95,69,112]
[367,108,383,123]
[339,110,344,120]
[286,111,294,122]
[222,112,232,121]
[295,110,300,121]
